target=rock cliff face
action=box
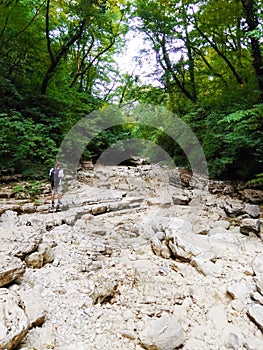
[0,164,262,350]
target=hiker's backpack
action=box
[49,167,60,186]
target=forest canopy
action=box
[0,0,262,182]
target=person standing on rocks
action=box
[49,161,64,208]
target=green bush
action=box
[0,111,58,175]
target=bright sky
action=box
[114,30,161,86]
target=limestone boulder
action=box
[244,203,260,218]
[172,193,191,205]
[191,253,223,277]
[252,254,263,294]
[37,242,55,264]
[247,304,263,332]
[0,224,42,258]
[239,189,263,204]
[223,199,244,216]
[0,288,30,349]
[19,287,46,328]
[139,313,184,350]
[240,218,260,235]
[0,204,21,215]
[151,237,172,259]
[0,210,18,225]
[244,335,263,350]
[0,253,26,287]
[91,278,119,305]
[16,325,55,350]
[165,219,213,261]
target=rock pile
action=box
[0,164,262,349]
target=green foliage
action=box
[246,173,263,188]
[26,180,42,198]
[12,181,42,199]
[87,123,134,161]
[218,105,262,179]
[0,111,58,175]
[12,184,25,198]
[182,103,263,180]
[0,0,262,183]
[202,105,262,179]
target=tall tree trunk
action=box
[41,0,85,94]
[182,4,197,101]
[241,0,263,102]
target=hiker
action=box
[49,162,64,207]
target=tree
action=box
[240,0,263,102]
[0,0,262,181]
[134,0,198,102]
[41,0,128,94]
[0,0,46,88]
[132,0,260,107]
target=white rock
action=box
[247,304,263,332]
[226,280,254,302]
[224,332,241,350]
[244,335,263,350]
[59,342,89,350]
[207,304,228,331]
[0,253,26,287]
[213,220,230,229]
[38,242,55,264]
[139,313,184,350]
[19,287,46,328]
[252,254,263,294]
[0,288,30,349]
[240,218,260,235]
[191,255,223,276]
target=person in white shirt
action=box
[49,161,64,207]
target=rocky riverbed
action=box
[0,164,262,350]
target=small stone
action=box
[240,219,260,235]
[25,252,43,269]
[122,330,137,340]
[38,242,55,264]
